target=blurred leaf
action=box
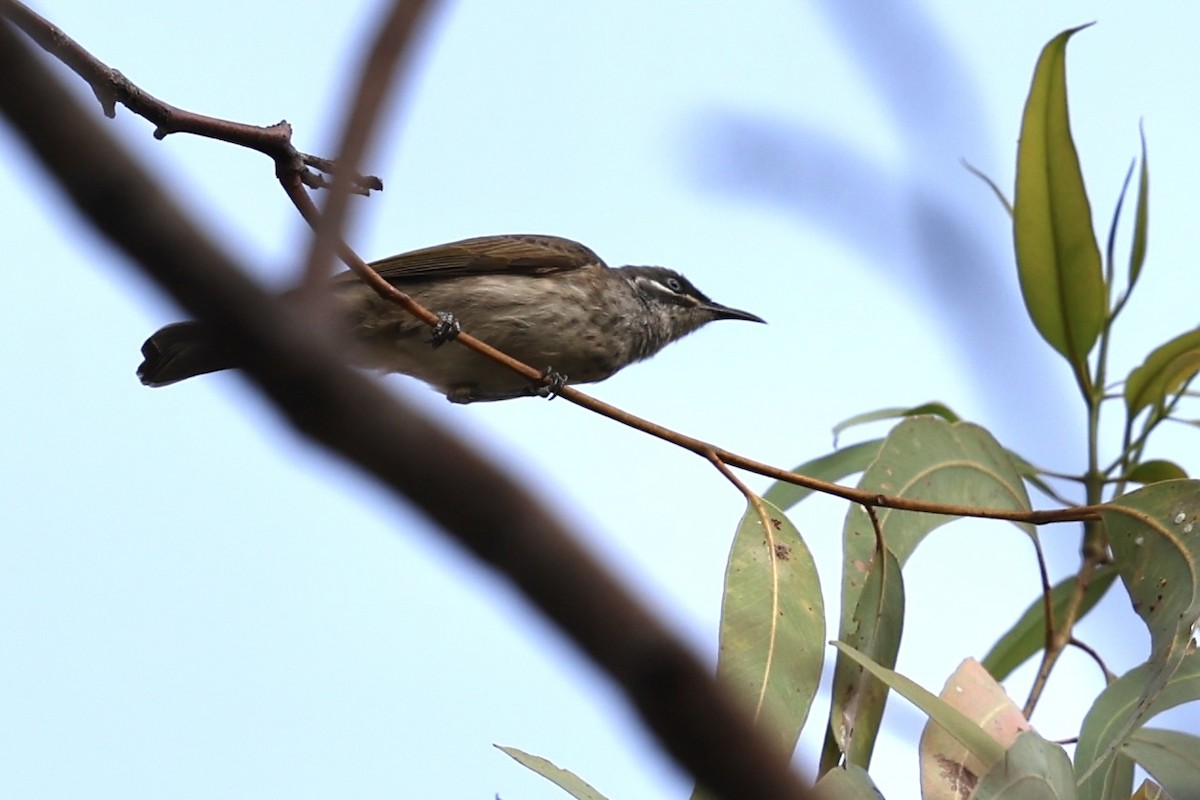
[1127,460,1189,485]
[813,763,885,799]
[832,402,960,442]
[833,417,1032,766]
[763,439,882,511]
[920,659,1031,800]
[1013,26,1105,370]
[831,642,1005,768]
[981,565,1118,681]
[1123,728,1200,800]
[962,158,1014,216]
[495,745,609,800]
[1124,329,1200,418]
[1076,650,1200,800]
[827,544,904,767]
[713,498,824,756]
[971,732,1078,800]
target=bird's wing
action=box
[344,234,606,283]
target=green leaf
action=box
[981,565,1118,681]
[827,545,904,767]
[813,764,885,799]
[831,417,1033,767]
[713,499,825,755]
[1075,647,1200,800]
[763,439,883,511]
[495,745,610,800]
[971,732,1078,800]
[1078,479,1200,797]
[831,642,1006,768]
[1013,26,1105,370]
[1126,460,1189,485]
[1104,480,1200,667]
[1124,328,1200,418]
[1123,728,1200,800]
[832,402,960,442]
[1128,125,1150,291]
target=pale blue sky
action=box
[2,2,1197,798]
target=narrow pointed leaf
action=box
[1128,126,1150,290]
[1013,26,1105,368]
[1124,328,1200,417]
[971,732,1077,800]
[1123,728,1200,800]
[496,745,610,800]
[763,439,883,511]
[831,642,1005,768]
[981,565,1117,681]
[714,498,824,754]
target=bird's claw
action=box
[427,311,461,349]
[536,368,568,400]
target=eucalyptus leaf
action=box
[495,745,610,800]
[713,499,825,755]
[832,417,1032,767]
[1128,126,1150,291]
[1124,328,1200,418]
[1123,728,1200,800]
[1075,650,1200,800]
[1013,26,1105,370]
[971,732,1077,800]
[831,642,1005,768]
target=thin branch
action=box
[0,16,811,800]
[0,0,381,194]
[1068,637,1115,684]
[0,0,1106,532]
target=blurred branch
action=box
[300,0,431,288]
[0,10,815,800]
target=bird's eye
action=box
[665,277,683,293]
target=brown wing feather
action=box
[350,234,606,283]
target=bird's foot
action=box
[536,368,568,400]
[427,312,461,349]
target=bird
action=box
[136,234,765,403]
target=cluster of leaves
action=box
[502,26,1200,800]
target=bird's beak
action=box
[705,302,766,324]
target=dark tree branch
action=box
[0,13,812,800]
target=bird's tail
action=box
[137,322,238,387]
